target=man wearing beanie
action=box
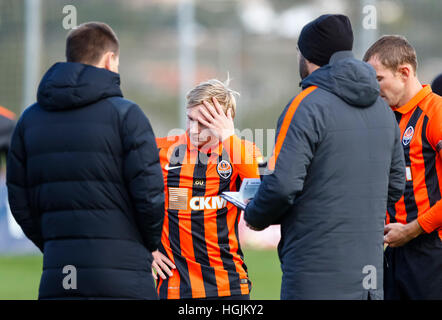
[244,14,405,299]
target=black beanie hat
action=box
[298,14,354,67]
[431,73,442,96]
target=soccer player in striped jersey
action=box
[365,35,442,300]
[151,79,262,299]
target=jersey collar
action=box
[393,85,432,114]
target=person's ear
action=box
[102,52,111,71]
[397,64,412,82]
[103,52,118,73]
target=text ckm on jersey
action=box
[189,196,227,210]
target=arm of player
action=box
[416,197,442,235]
[416,110,442,234]
[384,220,424,247]
[415,141,442,234]
[6,118,44,252]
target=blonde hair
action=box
[186,77,239,118]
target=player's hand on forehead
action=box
[198,97,228,124]
[198,97,234,141]
[187,97,222,121]
[202,96,225,116]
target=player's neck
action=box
[399,78,423,107]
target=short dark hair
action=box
[363,35,417,73]
[66,22,119,65]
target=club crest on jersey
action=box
[217,160,232,180]
[402,126,414,146]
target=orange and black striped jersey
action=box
[0,105,16,120]
[387,85,442,240]
[156,133,262,299]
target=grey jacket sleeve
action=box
[244,98,326,230]
[122,104,165,252]
[387,121,406,207]
[6,118,44,252]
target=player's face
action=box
[186,105,216,148]
[367,56,405,108]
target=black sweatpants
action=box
[384,231,442,300]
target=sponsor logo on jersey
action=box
[168,187,227,211]
[194,179,205,186]
[189,196,227,210]
[168,187,188,210]
[165,164,182,171]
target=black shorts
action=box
[384,231,442,300]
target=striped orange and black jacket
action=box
[0,105,16,153]
[156,132,262,299]
[387,85,442,240]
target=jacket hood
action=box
[37,62,123,111]
[300,51,380,108]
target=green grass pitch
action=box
[0,248,281,300]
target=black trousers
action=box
[384,231,442,300]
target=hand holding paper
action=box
[221,178,261,211]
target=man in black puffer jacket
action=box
[6,22,164,299]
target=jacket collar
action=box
[300,50,355,88]
[329,50,354,64]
